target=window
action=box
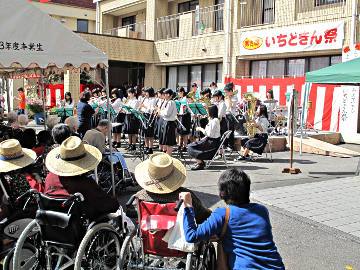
[314,0,345,6]
[203,64,217,88]
[77,19,88,33]
[178,0,199,13]
[167,67,177,90]
[215,0,224,31]
[251,61,267,78]
[263,0,275,24]
[178,66,189,91]
[309,57,329,72]
[217,63,223,83]
[190,65,202,89]
[122,16,136,31]
[330,55,342,65]
[267,60,285,77]
[288,59,306,76]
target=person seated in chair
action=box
[44,136,119,220]
[83,119,109,154]
[187,105,221,171]
[236,105,270,161]
[180,168,285,270]
[133,152,211,224]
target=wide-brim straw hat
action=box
[135,152,186,194]
[0,139,36,173]
[46,136,102,177]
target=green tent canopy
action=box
[306,57,360,84]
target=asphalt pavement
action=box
[121,149,360,270]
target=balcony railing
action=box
[156,4,224,41]
[193,4,224,36]
[104,22,146,39]
[296,0,350,21]
[239,0,275,28]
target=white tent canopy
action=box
[0,0,108,70]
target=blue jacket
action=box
[183,203,285,270]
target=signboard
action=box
[342,44,360,62]
[339,86,359,134]
[240,21,344,56]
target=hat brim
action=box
[45,144,102,177]
[134,158,186,194]
[0,148,37,173]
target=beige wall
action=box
[79,33,154,63]
[32,2,96,33]
[64,70,81,104]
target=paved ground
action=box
[121,149,360,269]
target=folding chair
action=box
[205,130,232,169]
[249,135,273,162]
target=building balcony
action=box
[104,21,146,40]
[156,3,224,41]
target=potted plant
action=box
[26,97,44,125]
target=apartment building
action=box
[80,0,358,134]
[30,0,96,33]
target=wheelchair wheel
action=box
[74,223,122,270]
[13,220,43,270]
[119,229,140,270]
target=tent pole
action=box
[5,75,10,113]
[40,70,46,130]
[105,67,116,197]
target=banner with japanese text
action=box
[240,21,344,56]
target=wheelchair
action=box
[95,149,137,194]
[12,189,126,270]
[120,196,216,270]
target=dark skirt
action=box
[159,120,177,146]
[155,116,163,139]
[123,113,140,135]
[241,133,268,155]
[188,137,221,161]
[112,112,126,133]
[177,113,191,136]
[220,117,227,136]
[143,113,155,138]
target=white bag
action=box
[163,205,196,252]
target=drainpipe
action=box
[224,0,232,79]
[351,0,358,45]
[95,0,101,34]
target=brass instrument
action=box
[198,96,211,107]
[243,93,258,137]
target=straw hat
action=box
[0,139,36,173]
[134,153,186,194]
[45,136,102,177]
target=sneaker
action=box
[191,163,205,171]
[124,145,131,150]
[116,142,121,148]
[226,147,233,152]
[131,145,136,151]
[147,148,153,154]
[214,154,223,160]
[235,155,249,161]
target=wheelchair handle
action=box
[174,199,183,212]
[16,189,38,204]
[62,193,84,208]
[126,195,135,207]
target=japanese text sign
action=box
[240,21,344,56]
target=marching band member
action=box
[236,105,269,161]
[177,87,191,151]
[111,89,124,148]
[188,82,200,101]
[264,89,277,126]
[224,82,238,150]
[123,88,140,151]
[188,105,221,170]
[141,87,157,154]
[61,92,74,109]
[158,89,177,156]
[212,90,227,136]
[209,82,218,95]
[155,88,165,146]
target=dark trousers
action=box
[225,114,236,149]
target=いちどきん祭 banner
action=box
[240,21,344,56]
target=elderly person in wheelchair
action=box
[121,153,214,270]
[10,136,125,270]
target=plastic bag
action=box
[163,204,195,252]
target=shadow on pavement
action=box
[271,158,317,164]
[309,171,356,176]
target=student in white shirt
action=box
[188,105,221,170]
[111,89,124,148]
[140,87,157,154]
[177,87,191,151]
[123,88,140,151]
[159,89,177,156]
[224,83,238,150]
[237,105,270,161]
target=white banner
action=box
[342,44,360,62]
[339,86,359,135]
[240,21,344,56]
